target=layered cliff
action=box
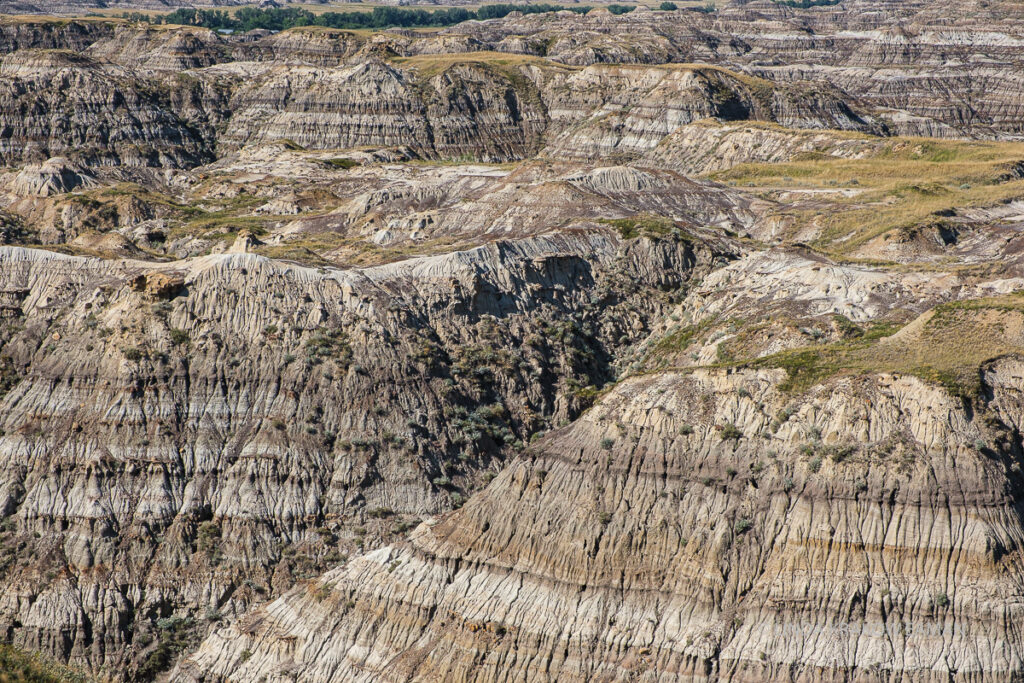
[0,220,735,677]
[173,360,1024,681]
[0,49,211,167]
[0,2,1022,172]
[1,3,1024,681]
[0,45,883,168]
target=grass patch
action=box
[599,214,680,240]
[748,294,1024,397]
[708,137,1024,258]
[0,643,89,683]
[645,316,718,361]
[323,157,359,170]
[394,51,570,80]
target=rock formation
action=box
[174,363,1024,682]
[0,1,1023,681]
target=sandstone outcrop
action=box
[1,2,1024,681]
[0,222,732,676]
[8,157,98,196]
[174,363,1024,681]
[0,49,211,167]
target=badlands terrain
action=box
[3,0,1024,680]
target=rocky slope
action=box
[0,0,1023,169]
[0,45,881,167]
[174,361,1024,681]
[3,2,1024,681]
[0,213,737,677]
[0,49,211,167]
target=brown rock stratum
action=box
[0,1,1024,681]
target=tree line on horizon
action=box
[114,3,655,32]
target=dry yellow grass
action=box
[709,137,1024,258]
[394,51,573,77]
[748,294,1024,395]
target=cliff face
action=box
[3,2,1024,682]
[0,47,881,169]
[0,18,112,52]
[218,61,549,161]
[0,0,1019,172]
[87,25,228,72]
[0,223,733,676]
[0,50,211,168]
[173,362,1024,682]
[537,64,877,162]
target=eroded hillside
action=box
[2,1,1024,681]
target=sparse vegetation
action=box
[742,294,1024,397]
[0,644,88,683]
[324,157,359,170]
[196,521,221,556]
[710,137,1024,257]
[719,423,742,441]
[122,346,145,361]
[135,4,593,33]
[137,616,198,680]
[600,214,679,240]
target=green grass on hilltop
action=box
[709,137,1024,258]
[747,294,1024,397]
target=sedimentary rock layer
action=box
[175,362,1024,681]
[0,224,731,675]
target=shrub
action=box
[720,423,742,440]
[828,445,855,462]
[600,437,615,450]
[659,1,678,8]
[197,521,220,555]
[734,518,752,534]
[325,157,358,169]
[169,329,190,346]
[679,424,694,435]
